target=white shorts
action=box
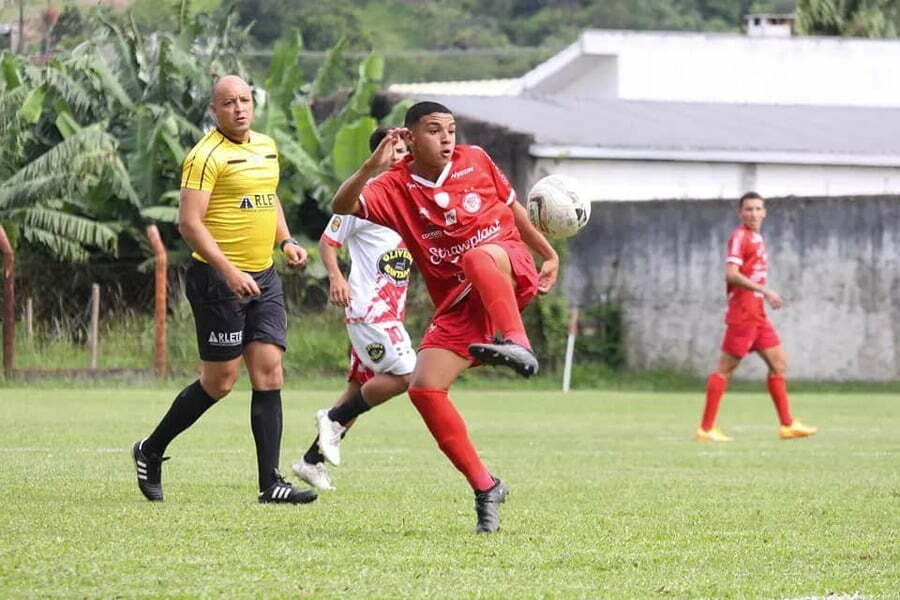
[346,321,416,376]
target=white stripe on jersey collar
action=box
[410,161,453,189]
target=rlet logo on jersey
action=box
[238,193,276,209]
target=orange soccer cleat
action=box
[694,426,733,442]
[779,420,818,439]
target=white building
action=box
[389,29,900,202]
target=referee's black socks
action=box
[144,380,216,458]
[251,389,283,491]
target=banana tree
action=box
[253,29,412,223]
[0,52,132,262]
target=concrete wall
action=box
[565,195,900,380]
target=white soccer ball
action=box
[526,174,591,238]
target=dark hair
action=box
[739,191,763,208]
[369,127,389,152]
[404,101,452,128]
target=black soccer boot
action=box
[258,470,318,505]
[132,439,169,502]
[474,477,509,534]
[468,338,539,377]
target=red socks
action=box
[408,387,495,492]
[701,373,728,431]
[461,248,530,349]
[767,374,793,426]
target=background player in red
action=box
[696,191,818,442]
[292,129,415,490]
[331,101,559,533]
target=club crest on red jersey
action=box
[434,192,450,208]
[462,192,481,213]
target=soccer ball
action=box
[526,174,591,238]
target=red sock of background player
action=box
[408,387,495,492]
[700,373,728,431]
[767,374,793,426]
[461,248,530,349]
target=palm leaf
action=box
[331,117,377,181]
[264,28,304,115]
[35,65,99,116]
[17,205,118,254]
[96,14,142,100]
[19,227,90,263]
[309,37,348,99]
[290,99,322,158]
[140,205,179,223]
[18,85,46,124]
[381,99,413,127]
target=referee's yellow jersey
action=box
[181,128,280,272]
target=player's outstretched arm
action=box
[724,264,783,309]
[179,187,260,297]
[318,236,351,307]
[332,128,407,215]
[511,201,559,293]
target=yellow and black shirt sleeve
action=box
[180,129,281,272]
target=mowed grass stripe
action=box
[0,388,897,598]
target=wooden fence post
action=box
[0,226,13,377]
[25,297,33,340]
[89,283,100,369]
[146,225,168,379]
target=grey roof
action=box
[416,94,900,160]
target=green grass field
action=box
[1,385,897,598]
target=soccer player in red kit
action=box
[331,101,559,533]
[696,192,817,442]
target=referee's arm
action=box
[179,187,261,297]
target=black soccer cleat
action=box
[132,439,168,502]
[258,470,318,505]
[468,339,539,377]
[474,477,509,534]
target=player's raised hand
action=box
[763,288,783,309]
[365,128,408,172]
[283,242,308,269]
[537,256,559,294]
[329,274,351,307]
[225,268,261,298]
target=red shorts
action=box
[721,320,781,358]
[419,240,539,361]
[347,347,374,386]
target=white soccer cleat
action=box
[292,459,335,491]
[315,409,346,466]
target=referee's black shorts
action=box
[185,259,287,361]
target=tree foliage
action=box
[2,3,408,265]
[795,0,899,36]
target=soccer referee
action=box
[131,75,317,504]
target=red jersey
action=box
[357,145,521,310]
[725,225,768,325]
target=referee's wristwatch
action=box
[279,237,299,252]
